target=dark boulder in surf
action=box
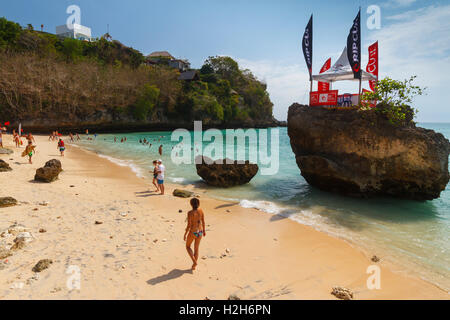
[287,104,450,200]
[34,159,63,183]
[195,156,258,188]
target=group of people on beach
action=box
[2,127,206,271]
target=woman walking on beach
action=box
[184,198,206,271]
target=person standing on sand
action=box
[184,198,206,271]
[58,138,65,157]
[156,159,165,195]
[150,160,159,192]
[14,132,20,148]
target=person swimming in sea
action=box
[184,198,206,271]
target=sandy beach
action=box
[0,134,448,300]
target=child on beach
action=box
[184,198,206,271]
[22,140,36,164]
[57,138,65,156]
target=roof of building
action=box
[178,70,199,81]
[147,51,174,59]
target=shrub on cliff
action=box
[361,76,425,126]
[0,17,274,125]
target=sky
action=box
[1,0,449,122]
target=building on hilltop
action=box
[145,51,190,72]
[56,24,92,41]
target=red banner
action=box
[366,41,378,91]
[310,90,338,106]
[318,58,331,92]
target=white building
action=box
[56,24,92,41]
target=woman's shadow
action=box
[147,269,192,286]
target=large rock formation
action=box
[287,104,450,200]
[34,159,63,183]
[196,156,258,188]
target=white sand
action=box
[0,134,448,299]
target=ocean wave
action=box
[170,177,186,183]
[96,154,144,178]
[239,199,284,215]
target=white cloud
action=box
[382,0,417,8]
[367,4,450,121]
[234,58,311,120]
[230,4,450,122]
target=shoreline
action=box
[0,134,448,299]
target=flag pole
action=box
[358,78,362,106]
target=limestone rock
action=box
[287,104,450,200]
[32,259,53,272]
[34,159,62,183]
[0,159,12,172]
[195,156,258,188]
[172,189,194,198]
[0,197,18,208]
[0,247,12,259]
[331,286,354,300]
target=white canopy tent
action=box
[312,47,377,83]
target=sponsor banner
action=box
[366,41,378,91]
[310,90,338,106]
[318,58,331,92]
[346,9,361,79]
[302,15,313,80]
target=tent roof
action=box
[312,47,377,83]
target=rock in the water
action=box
[172,189,194,198]
[287,104,450,200]
[0,159,12,172]
[0,197,18,208]
[32,259,53,272]
[34,159,63,183]
[0,147,13,155]
[331,287,354,300]
[195,156,258,188]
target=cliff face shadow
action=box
[147,269,192,286]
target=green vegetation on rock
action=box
[0,17,274,127]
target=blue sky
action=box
[1,0,449,121]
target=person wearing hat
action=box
[156,159,165,195]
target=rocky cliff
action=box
[287,104,450,200]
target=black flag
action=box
[302,15,313,81]
[347,9,361,79]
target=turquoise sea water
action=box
[73,124,450,291]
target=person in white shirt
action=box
[156,159,165,195]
